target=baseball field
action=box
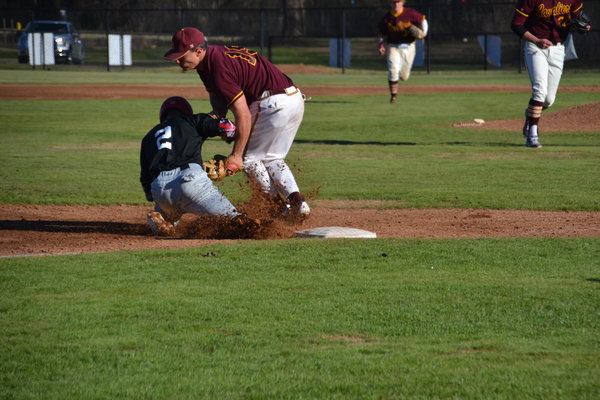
[1,65,599,399]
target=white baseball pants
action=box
[244,87,304,198]
[386,43,416,82]
[524,41,565,108]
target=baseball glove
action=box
[408,24,426,40]
[203,154,228,181]
[572,11,591,34]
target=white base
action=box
[295,226,377,239]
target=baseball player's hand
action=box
[226,154,244,176]
[535,38,553,49]
[203,155,228,181]
[572,11,592,34]
[218,118,236,143]
[378,43,386,56]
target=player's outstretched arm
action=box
[511,17,551,49]
[226,95,252,174]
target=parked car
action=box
[17,20,85,64]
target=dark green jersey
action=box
[140,113,220,194]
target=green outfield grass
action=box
[0,67,598,86]
[1,239,599,399]
[1,83,598,209]
[0,70,599,399]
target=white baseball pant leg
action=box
[386,43,416,82]
[244,87,304,198]
[525,41,565,108]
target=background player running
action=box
[378,0,428,104]
[511,0,591,148]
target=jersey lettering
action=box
[154,126,172,150]
[557,15,569,28]
[224,45,257,66]
[535,2,571,18]
[387,21,412,32]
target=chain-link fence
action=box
[2,1,598,70]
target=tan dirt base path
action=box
[1,203,598,257]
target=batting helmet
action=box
[159,96,193,122]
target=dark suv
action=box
[17,20,85,64]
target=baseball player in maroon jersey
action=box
[378,0,428,104]
[511,0,591,148]
[140,96,241,235]
[163,28,310,217]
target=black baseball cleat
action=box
[522,119,530,138]
[390,94,397,104]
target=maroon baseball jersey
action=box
[378,8,426,44]
[198,45,294,107]
[512,0,584,44]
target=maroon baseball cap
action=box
[164,27,206,60]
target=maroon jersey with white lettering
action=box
[198,45,294,107]
[512,0,584,44]
[378,7,426,44]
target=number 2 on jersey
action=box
[154,126,172,150]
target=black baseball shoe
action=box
[522,119,530,138]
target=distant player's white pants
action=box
[524,41,564,108]
[244,87,304,198]
[386,43,416,82]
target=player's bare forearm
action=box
[522,31,552,49]
[228,95,252,170]
[511,17,550,48]
[378,36,386,56]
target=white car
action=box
[18,20,85,64]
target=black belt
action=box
[180,163,190,170]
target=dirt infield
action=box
[1,82,598,257]
[1,203,599,257]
